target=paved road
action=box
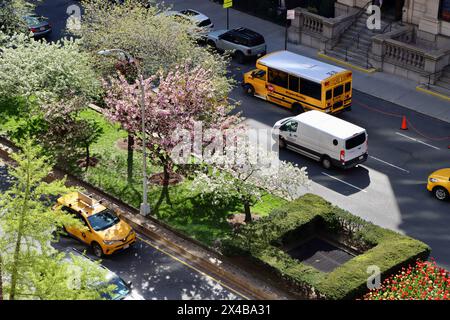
[29,0,450,271]
[0,161,243,300]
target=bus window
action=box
[345,82,351,92]
[268,68,288,88]
[333,85,344,97]
[326,90,332,100]
[288,75,299,92]
[300,78,321,100]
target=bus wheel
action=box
[321,156,332,170]
[292,103,304,115]
[243,84,255,96]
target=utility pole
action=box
[224,0,232,29]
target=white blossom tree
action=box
[192,135,310,223]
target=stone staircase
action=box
[325,13,394,69]
[434,66,450,96]
[418,65,450,99]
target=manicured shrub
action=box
[221,194,431,299]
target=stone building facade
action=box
[288,0,450,94]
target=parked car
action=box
[427,168,450,201]
[65,248,144,300]
[54,191,136,258]
[272,110,368,169]
[23,14,51,38]
[206,27,267,63]
[165,9,213,40]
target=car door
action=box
[280,120,299,146]
[219,32,235,52]
[250,69,267,98]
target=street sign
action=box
[287,9,295,20]
[223,0,232,9]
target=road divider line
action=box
[321,172,368,193]
[137,236,249,300]
[369,156,410,173]
[396,132,441,150]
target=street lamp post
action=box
[98,49,150,216]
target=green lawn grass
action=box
[77,109,288,245]
[0,103,287,245]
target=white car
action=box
[165,9,213,40]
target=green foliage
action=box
[222,193,431,299]
[0,139,113,299]
[0,33,102,103]
[79,0,233,97]
[0,1,32,36]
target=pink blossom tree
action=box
[103,64,241,203]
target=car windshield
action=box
[24,16,44,26]
[101,275,130,300]
[87,209,120,232]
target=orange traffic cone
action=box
[401,116,408,130]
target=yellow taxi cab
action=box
[427,168,450,201]
[54,191,136,257]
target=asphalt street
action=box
[18,0,450,270]
[0,160,243,300]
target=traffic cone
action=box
[401,116,408,130]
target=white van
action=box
[272,110,368,169]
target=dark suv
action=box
[207,27,267,63]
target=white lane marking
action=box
[321,172,368,193]
[396,132,441,150]
[369,155,410,173]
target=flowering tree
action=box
[0,0,32,36]
[79,0,232,96]
[103,64,240,191]
[192,139,311,223]
[0,33,101,107]
[363,259,450,300]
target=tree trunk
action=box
[85,145,90,172]
[0,255,3,300]
[162,164,172,206]
[127,134,134,184]
[244,201,252,223]
[9,153,31,300]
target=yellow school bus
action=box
[242,50,353,114]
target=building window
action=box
[440,0,450,22]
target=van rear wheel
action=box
[321,156,332,170]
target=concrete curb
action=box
[317,52,377,74]
[0,136,291,300]
[416,85,450,102]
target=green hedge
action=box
[221,194,431,299]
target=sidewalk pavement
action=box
[170,0,450,123]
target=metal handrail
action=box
[327,0,373,53]
[423,70,444,89]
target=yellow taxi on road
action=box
[54,192,136,257]
[427,168,450,201]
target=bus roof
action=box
[294,110,365,140]
[257,51,348,83]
